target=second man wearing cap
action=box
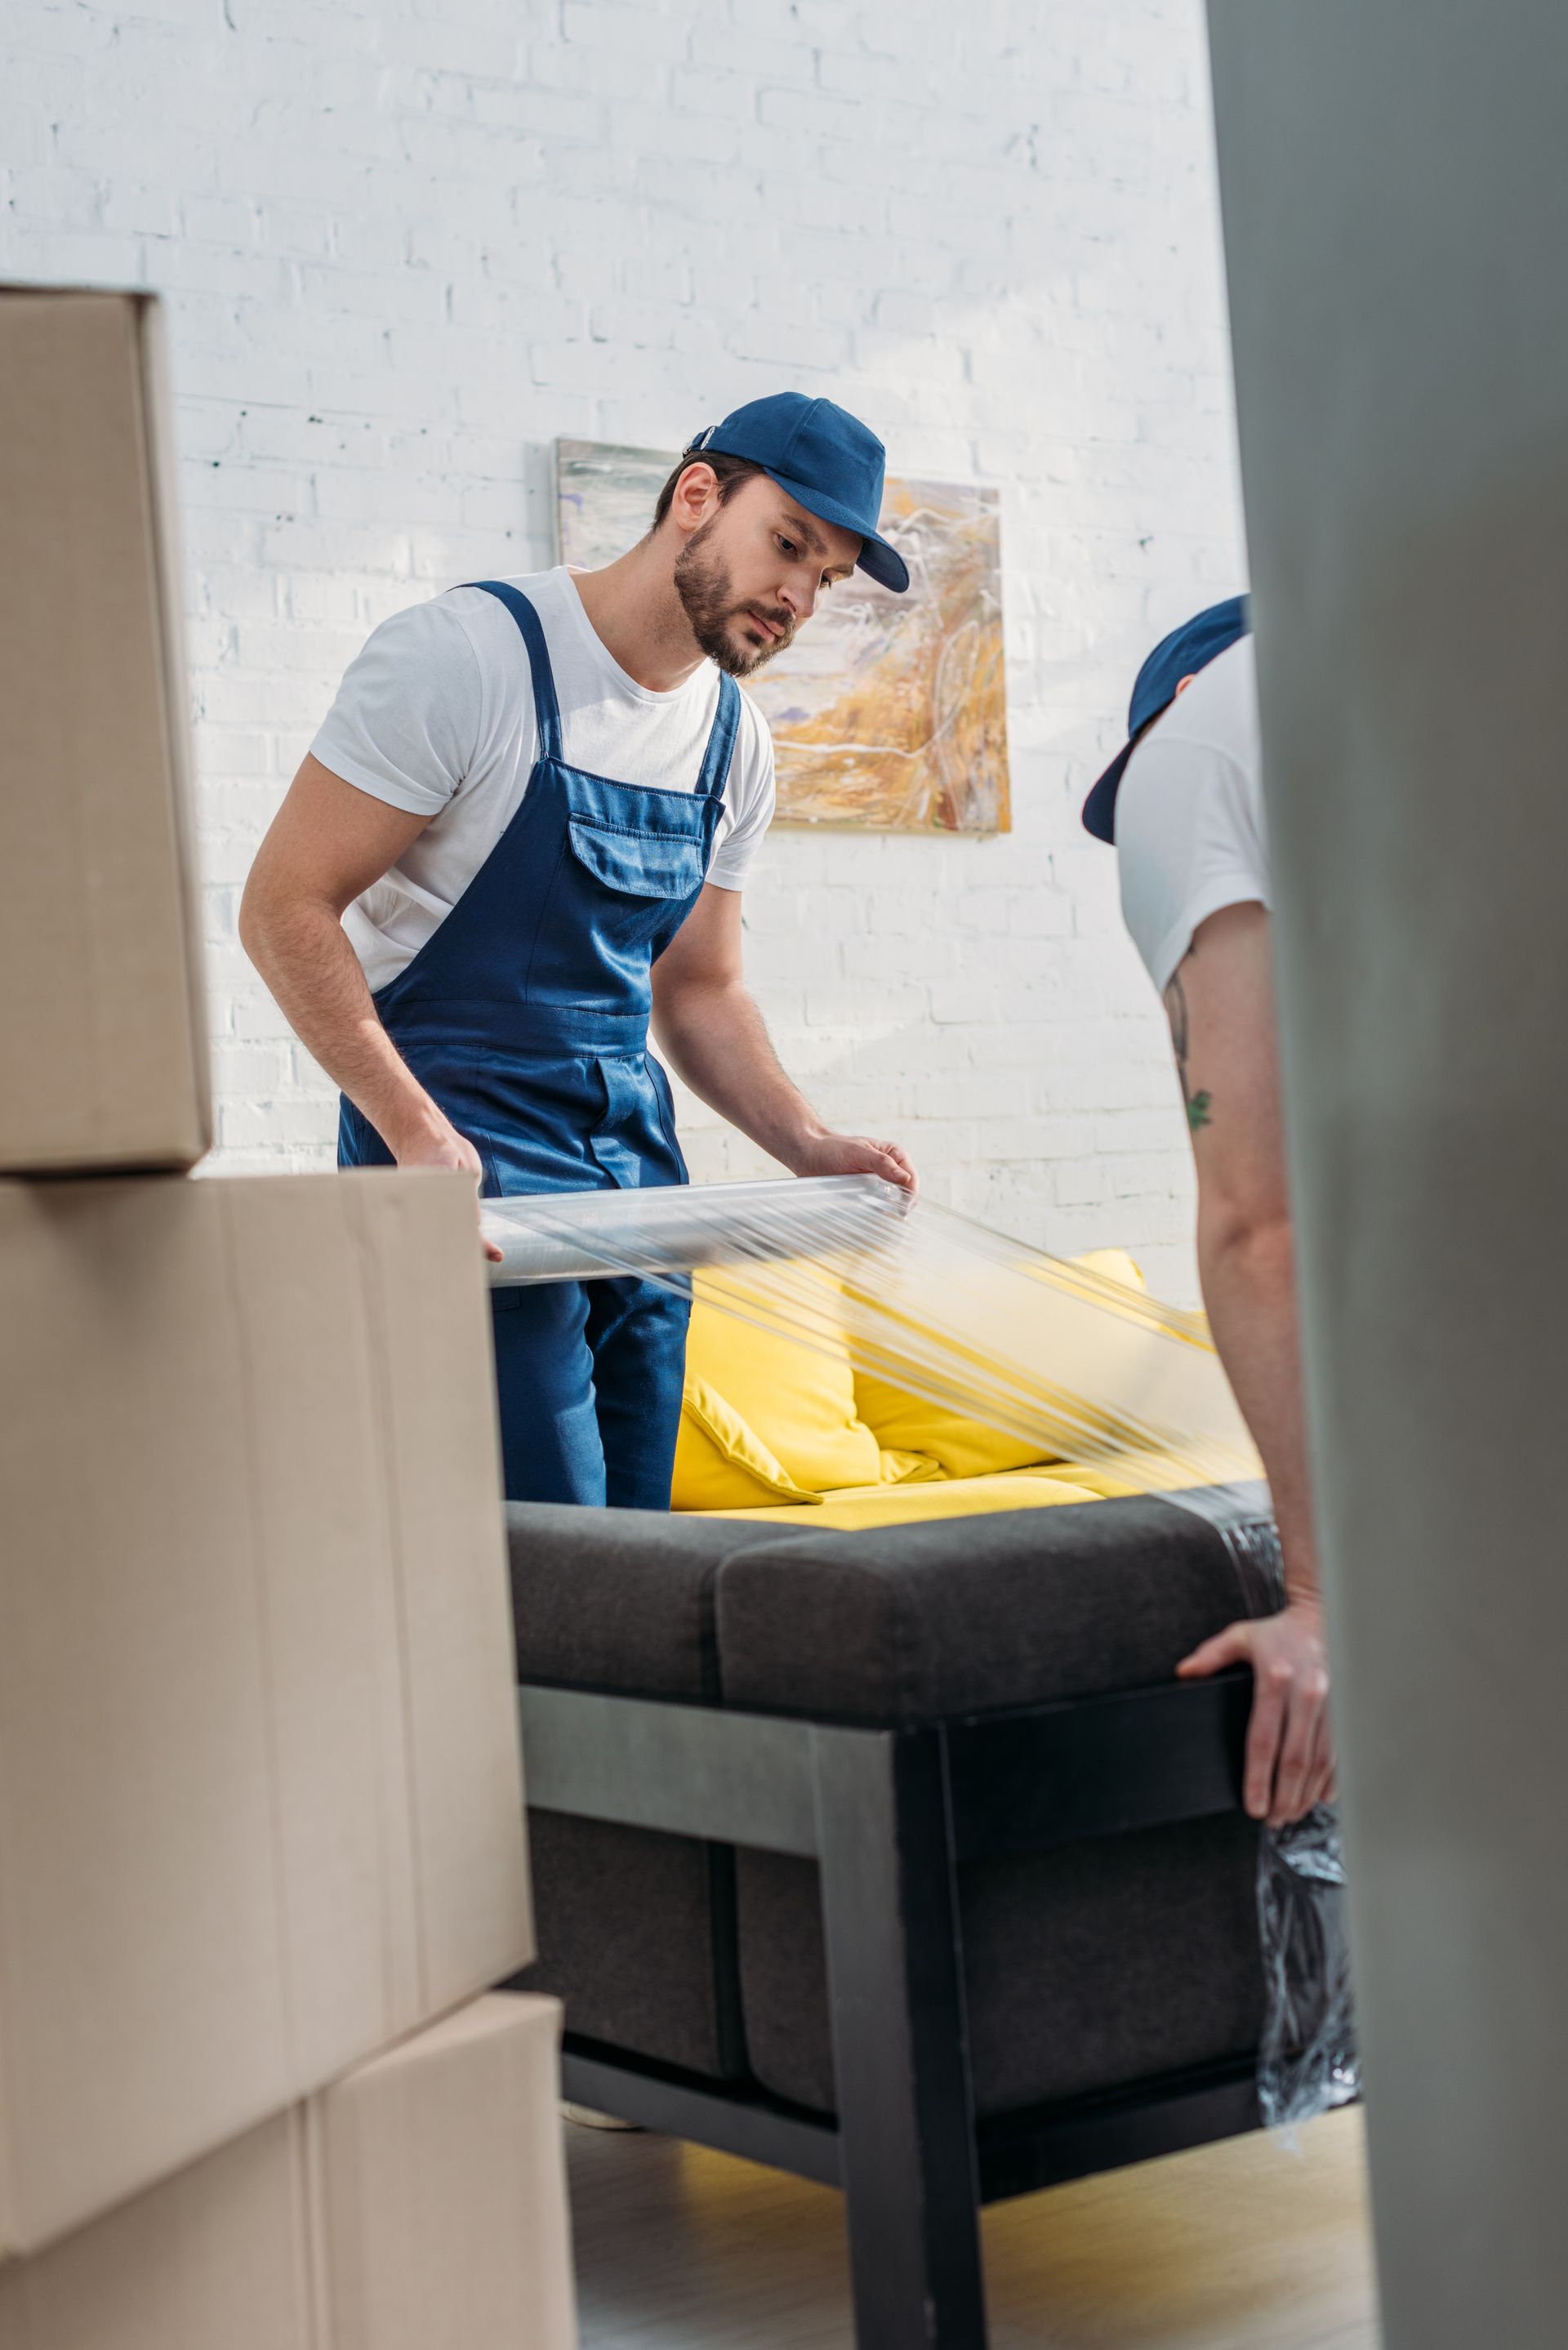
[242,393,916,1509]
[1083,601,1334,1831]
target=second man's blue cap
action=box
[686,392,911,595]
[1081,595,1252,843]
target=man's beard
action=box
[674,522,795,677]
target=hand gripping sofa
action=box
[509,1474,1271,2350]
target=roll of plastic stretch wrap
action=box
[483,1175,874,1285]
[480,1172,1357,2129]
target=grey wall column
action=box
[1206,7,1568,2345]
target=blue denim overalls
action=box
[338,582,739,1506]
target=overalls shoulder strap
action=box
[465,582,740,798]
[466,581,564,763]
[696,671,742,802]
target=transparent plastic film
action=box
[1169,1487,1360,2134]
[483,1175,1260,1491]
[482,1174,1355,2128]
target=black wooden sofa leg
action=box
[812,1725,989,2350]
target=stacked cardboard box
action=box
[0,289,210,1176]
[0,1996,576,2350]
[0,289,575,2343]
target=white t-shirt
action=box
[1114,635,1270,995]
[312,567,777,994]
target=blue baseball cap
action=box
[686,392,910,594]
[1082,595,1252,842]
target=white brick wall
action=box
[2,0,1245,1298]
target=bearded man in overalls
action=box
[242,394,916,1507]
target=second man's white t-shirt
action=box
[311,566,777,994]
[1113,635,1270,995]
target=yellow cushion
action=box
[676,1266,882,1497]
[877,1447,947,1486]
[693,1465,1105,1531]
[852,1377,1058,1479]
[852,1247,1149,1478]
[670,1376,823,1511]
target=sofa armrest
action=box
[507,1501,821,1701]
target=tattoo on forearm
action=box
[1164,970,1213,1132]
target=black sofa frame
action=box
[519,1665,1262,2350]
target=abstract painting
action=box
[556,437,1010,833]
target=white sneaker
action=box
[560,2101,644,2131]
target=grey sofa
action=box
[509,1493,1270,2350]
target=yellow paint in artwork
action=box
[757,478,1010,834]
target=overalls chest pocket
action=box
[537,814,712,1002]
[568,816,709,899]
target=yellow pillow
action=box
[852,1247,1149,1478]
[853,1376,1058,1479]
[878,1447,947,1486]
[671,1376,822,1511]
[679,1267,883,1496]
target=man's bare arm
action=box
[1164,901,1334,1825]
[651,885,915,1191]
[240,757,501,1250]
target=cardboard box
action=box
[0,1994,577,2350]
[0,1170,532,2258]
[0,288,211,1173]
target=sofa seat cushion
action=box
[736,1815,1265,2119]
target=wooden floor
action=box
[568,2107,1380,2349]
